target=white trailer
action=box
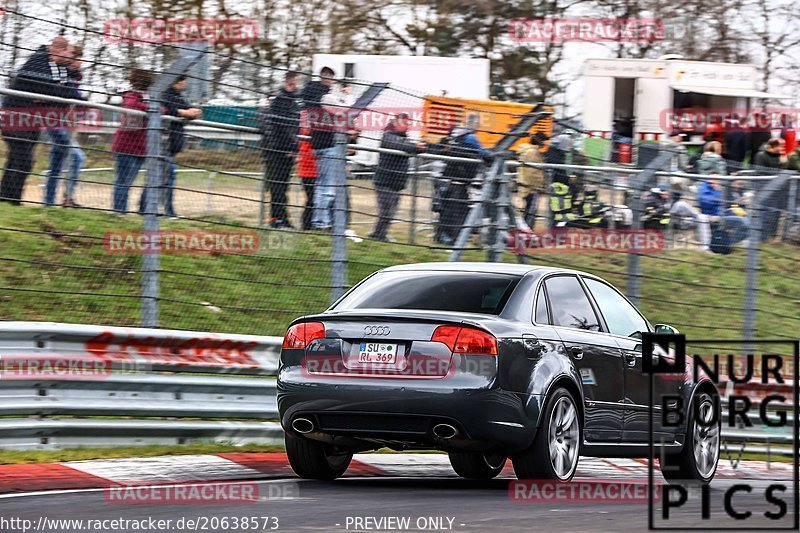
[310,54,490,165]
[581,58,785,142]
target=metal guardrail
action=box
[0,322,793,454]
[0,322,282,448]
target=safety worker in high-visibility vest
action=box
[641,185,671,230]
[572,185,608,228]
[549,180,577,228]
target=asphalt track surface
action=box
[0,475,796,532]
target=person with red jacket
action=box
[111,69,152,214]
[297,112,317,230]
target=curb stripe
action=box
[0,463,108,493]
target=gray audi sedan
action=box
[277,263,719,483]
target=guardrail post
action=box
[330,131,349,303]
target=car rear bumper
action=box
[277,382,541,452]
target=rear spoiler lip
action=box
[288,309,493,329]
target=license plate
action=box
[358,342,398,364]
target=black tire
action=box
[448,450,507,480]
[285,432,352,480]
[511,387,581,481]
[661,391,720,485]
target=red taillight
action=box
[431,325,497,355]
[282,321,325,349]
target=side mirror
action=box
[654,324,680,335]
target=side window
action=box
[583,278,648,338]
[544,276,600,331]
[534,285,550,324]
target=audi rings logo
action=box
[364,325,391,336]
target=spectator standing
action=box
[297,112,317,230]
[749,112,772,160]
[696,141,727,175]
[780,114,797,156]
[662,131,689,172]
[722,118,749,174]
[62,44,87,207]
[44,44,88,207]
[146,75,201,218]
[1,36,74,205]
[435,114,491,244]
[516,132,547,229]
[111,69,152,214]
[753,138,788,241]
[301,67,336,230]
[260,71,300,228]
[370,114,425,242]
[546,128,571,185]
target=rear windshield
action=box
[333,271,522,315]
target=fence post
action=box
[742,199,761,346]
[259,165,268,227]
[330,131,349,303]
[783,177,797,240]
[141,94,162,327]
[743,171,791,347]
[140,46,206,328]
[488,159,512,262]
[408,156,418,245]
[625,151,673,306]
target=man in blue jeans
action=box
[159,75,201,217]
[300,67,337,230]
[43,128,70,206]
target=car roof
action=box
[380,262,588,276]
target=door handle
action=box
[626,352,637,367]
[523,337,543,359]
[570,346,583,360]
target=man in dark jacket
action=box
[370,114,425,241]
[753,137,788,241]
[160,75,201,217]
[433,114,491,245]
[1,37,74,204]
[749,112,772,161]
[261,71,300,228]
[722,118,749,174]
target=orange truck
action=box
[421,96,553,151]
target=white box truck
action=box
[310,54,491,165]
[581,57,784,142]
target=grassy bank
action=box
[0,203,798,339]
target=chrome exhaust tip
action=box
[291,417,314,434]
[432,423,458,439]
